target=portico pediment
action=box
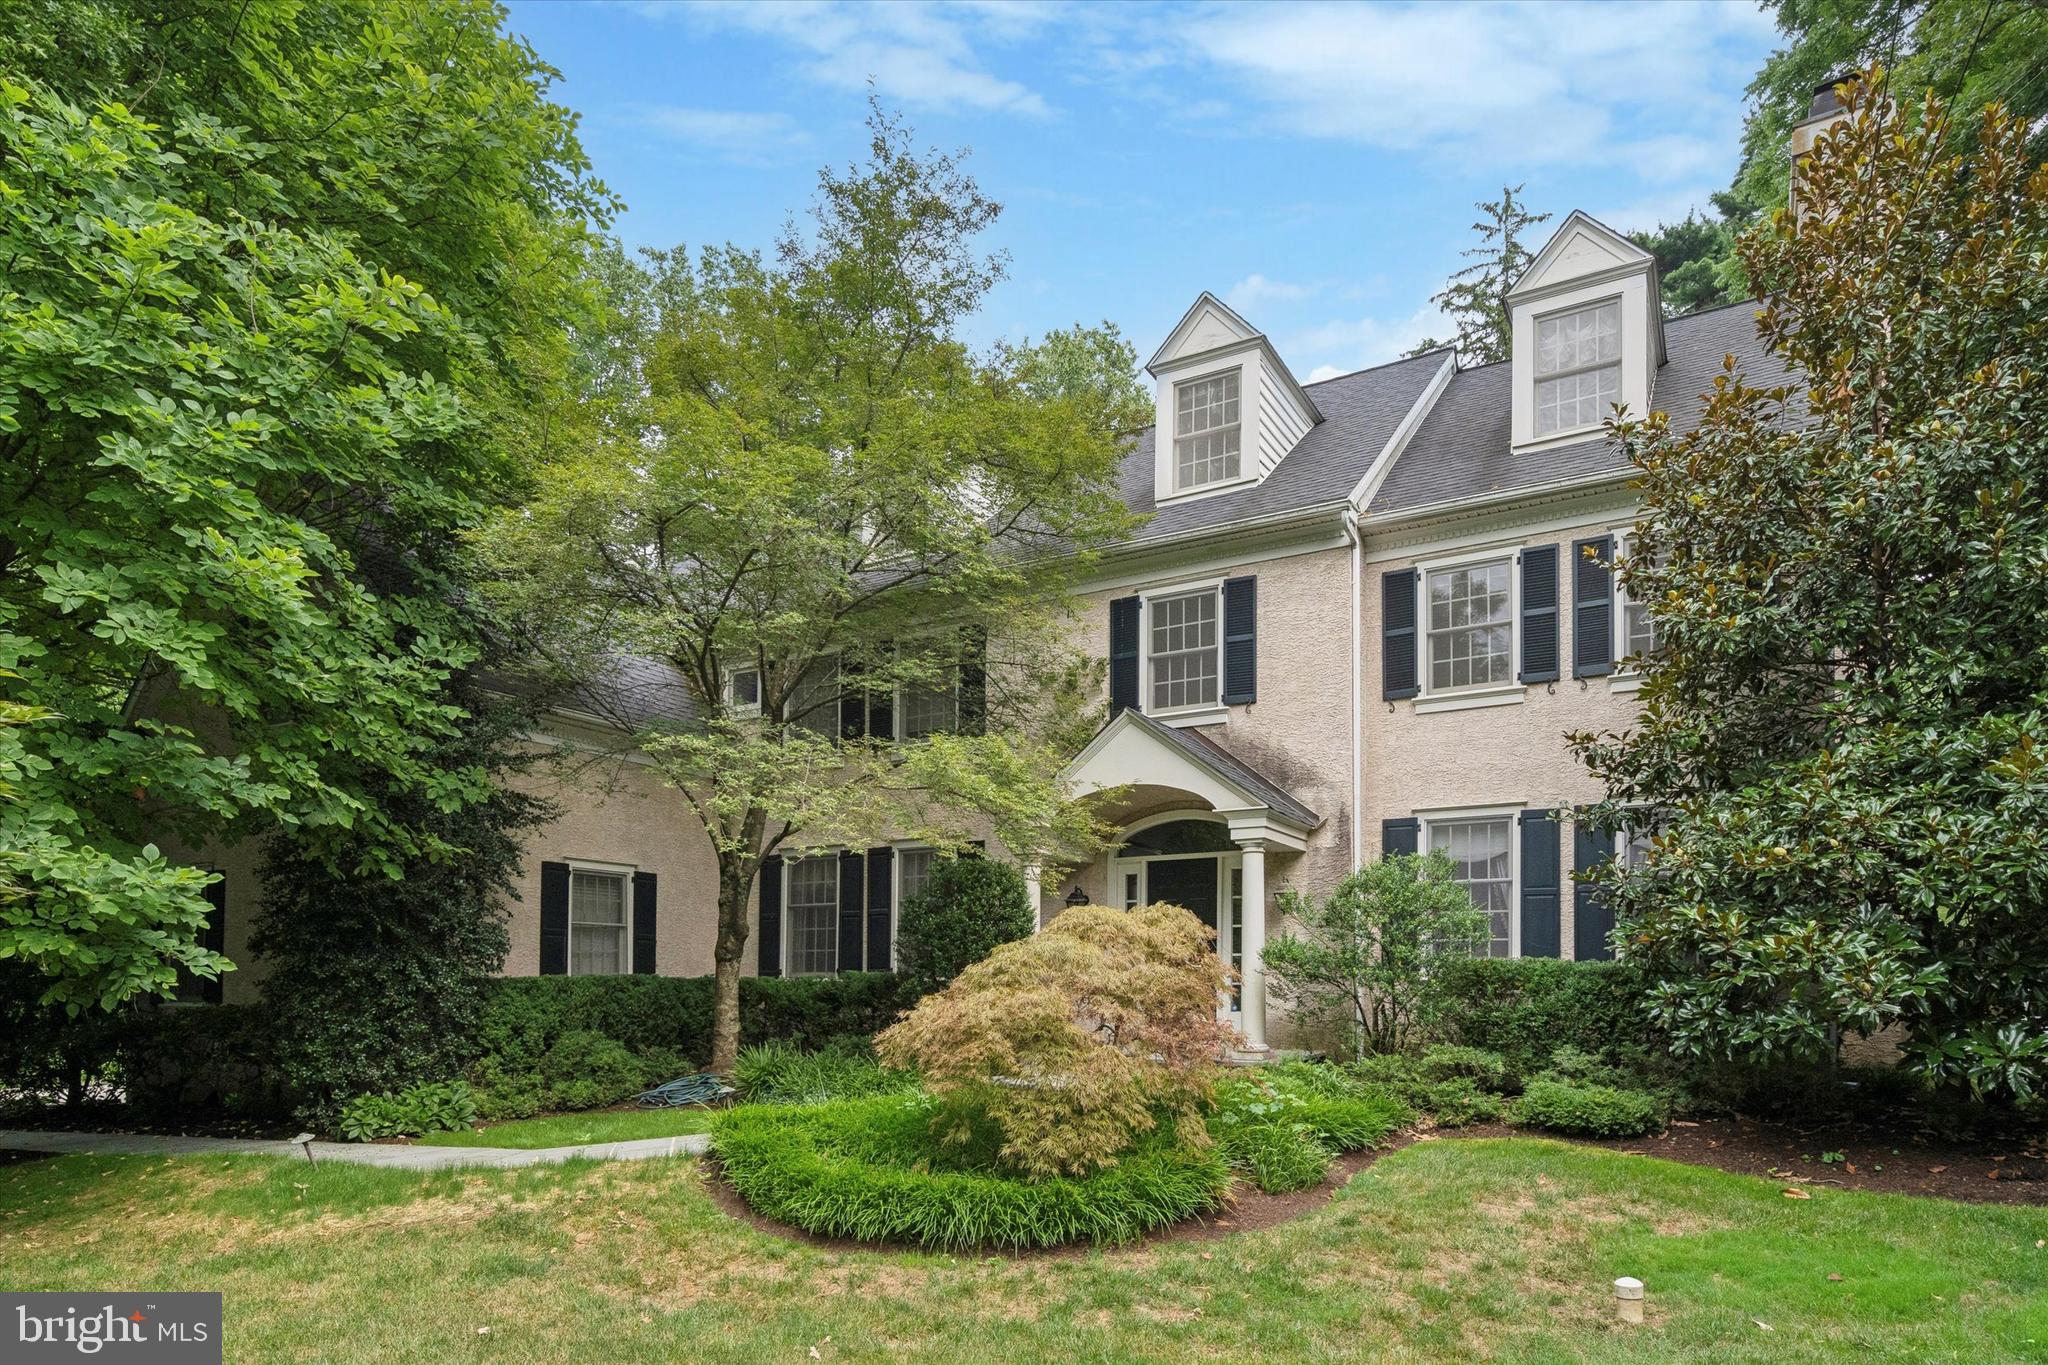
[1065,710,1320,851]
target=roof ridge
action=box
[1300,346,1454,391]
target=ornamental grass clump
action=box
[875,902,1234,1179]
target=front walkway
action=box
[0,1127,710,1171]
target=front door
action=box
[1145,856,1219,934]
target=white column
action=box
[1238,841,1268,1051]
[1023,862,1043,932]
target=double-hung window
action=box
[1427,816,1515,958]
[1615,532,1663,664]
[1148,587,1220,712]
[569,867,630,975]
[897,847,937,905]
[1535,300,1620,437]
[785,856,839,976]
[899,673,959,739]
[789,660,840,738]
[1173,370,1241,491]
[728,664,761,716]
[1425,559,1513,692]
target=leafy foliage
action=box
[875,903,1233,1179]
[1209,1064,1410,1193]
[337,1081,478,1143]
[1265,852,1490,1059]
[0,0,610,1010]
[1513,1080,1664,1138]
[894,856,1035,998]
[1420,957,1650,1078]
[476,100,1144,1072]
[1404,185,1549,363]
[712,1095,1229,1251]
[731,1038,916,1105]
[1574,77,2048,1101]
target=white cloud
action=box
[639,1,1054,117]
[1291,302,1453,378]
[1592,187,1725,235]
[630,106,812,162]
[1225,273,1313,309]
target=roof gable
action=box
[1146,291,1263,373]
[1506,210,1654,301]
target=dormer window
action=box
[1174,370,1241,490]
[1534,301,1620,437]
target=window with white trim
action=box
[899,674,959,739]
[1428,817,1514,958]
[1616,532,1663,664]
[790,660,839,737]
[1425,559,1513,692]
[728,665,761,716]
[1535,300,1620,436]
[1148,587,1220,712]
[569,867,630,975]
[1173,370,1241,490]
[897,847,936,906]
[785,856,838,976]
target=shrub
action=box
[894,857,1035,999]
[1218,1119,1332,1193]
[1420,1079,1505,1127]
[1344,1055,1502,1127]
[1265,853,1490,1058]
[115,1005,288,1123]
[1415,1045,1516,1093]
[537,1030,647,1112]
[1421,958,1647,1076]
[338,1081,479,1142]
[1514,1079,1663,1137]
[1209,1064,1409,1193]
[713,1096,1230,1250]
[732,1038,916,1105]
[877,903,1233,1179]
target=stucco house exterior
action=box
[184,207,1790,1049]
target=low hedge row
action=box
[714,1096,1231,1251]
[1423,958,1648,1075]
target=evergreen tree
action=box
[1407,186,1549,365]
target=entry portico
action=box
[1059,709,1321,1051]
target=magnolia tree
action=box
[1573,74,2048,1101]
[876,903,1233,1179]
[479,105,1147,1073]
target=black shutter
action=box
[1573,536,1614,678]
[1519,811,1561,958]
[757,856,783,977]
[1519,545,1560,684]
[1380,817,1420,859]
[1222,575,1257,705]
[839,657,867,739]
[199,874,227,1004]
[836,849,865,973]
[1574,816,1615,961]
[632,871,657,974]
[1108,596,1140,715]
[959,628,987,736]
[539,861,569,975]
[1381,569,1419,700]
[866,847,894,973]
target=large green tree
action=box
[479,105,1146,1072]
[1573,76,2048,1101]
[0,0,612,1009]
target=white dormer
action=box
[1145,292,1321,503]
[1504,211,1665,451]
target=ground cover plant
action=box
[5,1139,2045,1361]
[336,1082,478,1143]
[729,1040,916,1106]
[1209,1062,1410,1193]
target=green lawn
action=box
[411,1107,719,1149]
[3,1138,2043,1363]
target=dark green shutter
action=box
[1381,817,1420,859]
[539,861,569,975]
[1574,817,1615,961]
[1573,536,1614,678]
[866,847,894,972]
[632,871,657,974]
[959,628,987,736]
[757,857,783,977]
[1222,576,1257,704]
[1519,545,1560,683]
[199,874,227,1003]
[1108,596,1140,715]
[836,850,865,972]
[1382,569,1419,700]
[1519,811,1561,958]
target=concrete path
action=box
[0,1127,710,1171]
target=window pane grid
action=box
[1173,371,1242,489]
[1426,560,1512,691]
[1148,590,1220,711]
[1429,819,1513,958]
[897,848,935,905]
[1535,302,1620,436]
[900,678,958,738]
[786,856,838,976]
[570,870,627,976]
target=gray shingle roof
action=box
[1115,348,1451,544]
[1124,710,1322,830]
[1365,300,1796,516]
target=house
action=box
[179,209,1790,1047]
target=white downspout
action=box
[1347,515,1363,872]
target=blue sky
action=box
[506,1,1781,381]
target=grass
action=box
[2,1138,2045,1362]
[411,1107,719,1148]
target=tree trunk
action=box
[708,850,754,1074]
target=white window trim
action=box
[891,658,963,742]
[1531,296,1622,443]
[724,662,763,718]
[1171,367,1247,495]
[565,859,635,977]
[1610,526,1656,691]
[782,853,840,978]
[1138,577,1229,726]
[790,655,841,739]
[1415,546,1521,705]
[1419,804,1523,959]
